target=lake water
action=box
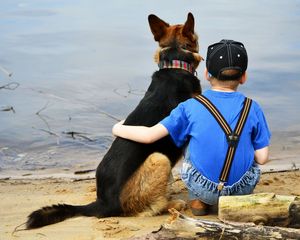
[0,1,300,175]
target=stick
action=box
[0,65,13,77]
[74,169,95,175]
[0,106,15,113]
[262,168,299,174]
[129,209,300,240]
[36,101,50,115]
[98,109,121,122]
[0,82,19,90]
[62,131,95,141]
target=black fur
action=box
[26,46,201,229]
[26,202,102,229]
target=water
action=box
[0,1,300,175]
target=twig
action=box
[74,169,95,175]
[32,127,60,145]
[12,222,27,236]
[32,127,59,137]
[29,87,122,122]
[72,177,95,182]
[113,83,145,98]
[76,134,94,142]
[36,233,47,237]
[34,102,61,144]
[262,168,299,174]
[36,101,50,115]
[0,82,19,90]
[151,225,163,234]
[35,110,53,135]
[0,65,13,77]
[98,110,121,122]
[62,131,95,141]
[0,106,15,113]
[219,227,226,240]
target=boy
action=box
[112,39,271,216]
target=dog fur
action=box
[26,13,202,229]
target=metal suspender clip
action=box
[226,133,239,147]
[217,181,225,191]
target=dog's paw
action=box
[167,199,187,211]
[136,210,156,217]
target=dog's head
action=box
[148,13,203,69]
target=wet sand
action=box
[1,164,299,240]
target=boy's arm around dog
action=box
[113,121,169,144]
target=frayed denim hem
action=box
[181,160,261,205]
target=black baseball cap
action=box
[206,39,248,80]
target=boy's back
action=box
[162,89,270,185]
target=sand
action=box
[1,134,300,240]
[0,166,300,240]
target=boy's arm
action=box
[254,146,269,165]
[112,121,169,144]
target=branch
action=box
[129,209,300,240]
[0,82,19,90]
[0,105,15,113]
[0,65,13,77]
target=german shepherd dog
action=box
[26,13,202,229]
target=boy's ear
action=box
[148,14,170,41]
[204,68,210,81]
[240,72,247,85]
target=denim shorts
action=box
[181,159,261,205]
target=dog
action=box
[26,12,202,229]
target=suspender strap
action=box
[194,95,252,189]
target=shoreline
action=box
[1,153,299,180]
[1,129,300,178]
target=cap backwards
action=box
[206,39,248,80]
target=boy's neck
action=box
[208,78,240,92]
[211,86,237,92]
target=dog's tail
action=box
[26,200,102,229]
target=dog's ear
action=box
[182,12,195,39]
[148,14,170,41]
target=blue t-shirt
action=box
[160,90,271,185]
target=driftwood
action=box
[129,209,300,240]
[219,193,300,228]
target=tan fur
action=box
[193,52,204,68]
[149,13,203,68]
[166,199,187,210]
[120,152,185,216]
[120,153,171,215]
[153,48,161,63]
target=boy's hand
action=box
[112,120,125,136]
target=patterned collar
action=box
[158,60,195,74]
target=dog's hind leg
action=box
[120,152,186,216]
[120,152,170,216]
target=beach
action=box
[1,155,299,240]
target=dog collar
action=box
[158,60,195,74]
